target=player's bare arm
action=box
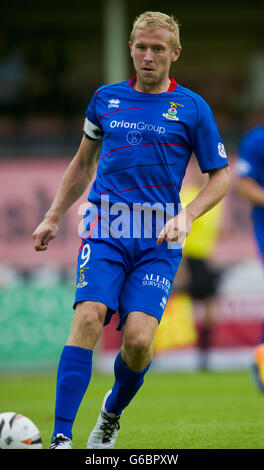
[32,135,100,251]
[236,177,264,207]
[157,166,230,245]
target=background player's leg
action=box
[52,301,107,443]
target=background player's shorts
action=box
[185,256,222,300]
[74,236,182,330]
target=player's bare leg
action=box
[67,300,107,349]
[87,311,158,449]
[121,311,158,371]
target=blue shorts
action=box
[74,235,182,330]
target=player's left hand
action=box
[157,209,192,246]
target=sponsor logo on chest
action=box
[109,119,165,134]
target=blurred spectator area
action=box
[0,0,263,156]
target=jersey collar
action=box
[128,76,177,93]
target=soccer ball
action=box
[0,412,42,449]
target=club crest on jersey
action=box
[163,102,184,121]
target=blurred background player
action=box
[179,157,224,369]
[236,118,264,391]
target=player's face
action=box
[129,28,181,92]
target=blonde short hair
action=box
[130,11,181,50]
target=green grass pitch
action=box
[1,370,264,449]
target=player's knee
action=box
[123,332,152,359]
[74,301,106,336]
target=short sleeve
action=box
[193,98,228,173]
[83,91,103,140]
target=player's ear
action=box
[171,47,182,63]
[128,41,133,57]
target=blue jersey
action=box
[75,79,228,328]
[237,124,264,257]
[83,78,228,212]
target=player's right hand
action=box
[32,219,59,251]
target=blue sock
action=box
[105,352,151,416]
[53,345,93,440]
